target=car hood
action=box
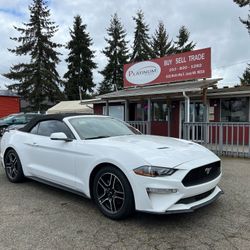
[89,135,218,169]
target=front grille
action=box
[177,188,215,204]
[182,161,221,187]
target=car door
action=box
[26,120,77,189]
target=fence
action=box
[128,121,150,134]
[183,122,250,158]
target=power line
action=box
[214,59,250,70]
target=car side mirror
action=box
[50,132,73,142]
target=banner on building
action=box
[124,48,211,88]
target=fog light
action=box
[146,188,178,194]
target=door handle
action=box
[32,142,38,147]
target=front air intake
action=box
[182,161,221,187]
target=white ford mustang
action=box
[0,114,222,219]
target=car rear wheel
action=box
[4,149,25,183]
[93,166,134,220]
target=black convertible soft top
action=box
[20,113,92,132]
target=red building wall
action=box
[151,121,168,136]
[170,101,180,138]
[0,96,20,118]
[94,104,104,115]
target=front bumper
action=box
[140,187,223,214]
[129,159,223,214]
[168,188,223,214]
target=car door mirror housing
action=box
[50,132,73,142]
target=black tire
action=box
[4,149,25,183]
[93,165,135,220]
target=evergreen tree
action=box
[234,0,250,35]
[64,15,96,100]
[233,0,249,7]
[3,0,62,111]
[131,10,152,62]
[173,26,196,54]
[234,0,250,85]
[151,21,173,58]
[240,64,250,85]
[98,13,129,94]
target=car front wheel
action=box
[93,166,135,220]
[4,149,25,183]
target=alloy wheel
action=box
[96,173,125,214]
[5,152,19,180]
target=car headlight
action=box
[133,166,176,177]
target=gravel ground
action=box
[0,157,250,250]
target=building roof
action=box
[207,85,250,97]
[0,89,19,97]
[46,100,94,114]
[97,78,222,100]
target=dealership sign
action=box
[124,48,211,88]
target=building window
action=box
[221,97,249,122]
[134,102,148,121]
[103,105,124,121]
[152,101,168,121]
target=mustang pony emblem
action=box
[205,167,212,175]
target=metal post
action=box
[183,92,190,140]
[219,123,223,155]
[183,92,190,123]
[167,100,171,137]
[124,99,129,122]
[147,98,151,134]
[79,86,82,102]
[105,100,109,116]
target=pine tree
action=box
[234,0,250,35]
[98,13,129,94]
[131,10,152,62]
[240,64,250,85]
[64,15,96,100]
[173,26,196,54]
[3,0,63,111]
[233,0,249,7]
[234,1,250,84]
[151,21,173,58]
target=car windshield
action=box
[0,115,16,122]
[69,116,140,140]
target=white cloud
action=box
[0,0,249,90]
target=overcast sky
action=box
[0,0,249,90]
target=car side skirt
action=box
[28,176,90,199]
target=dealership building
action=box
[88,48,250,157]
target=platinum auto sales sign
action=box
[124,48,211,88]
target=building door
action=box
[180,101,205,140]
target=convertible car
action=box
[0,114,222,219]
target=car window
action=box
[3,115,16,123]
[25,114,38,123]
[69,116,140,140]
[30,123,39,134]
[12,115,26,124]
[33,120,75,139]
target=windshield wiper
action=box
[85,135,111,140]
